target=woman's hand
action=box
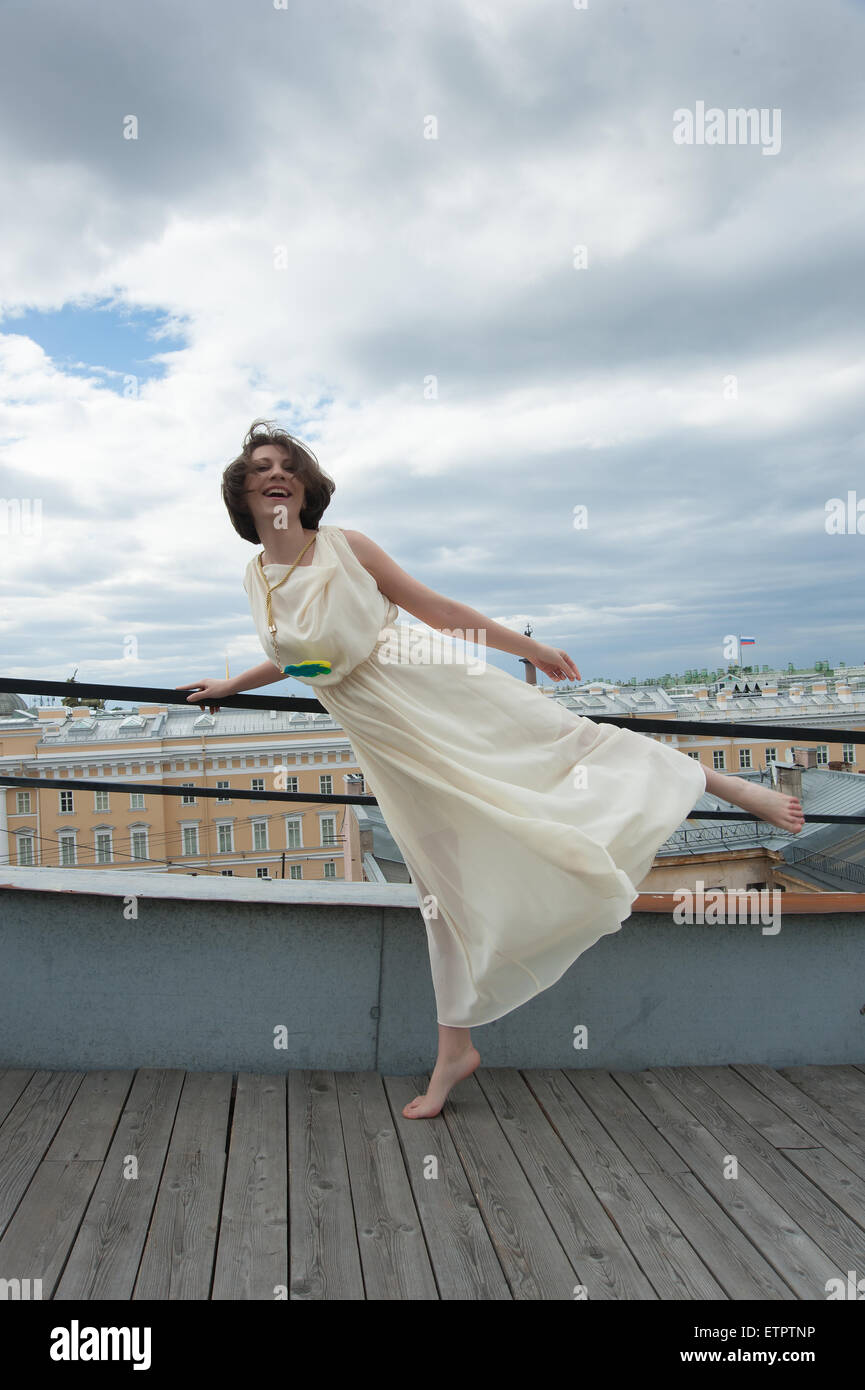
[528,643,581,682]
[175,678,234,715]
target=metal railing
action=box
[786,846,865,887]
[2,676,864,821]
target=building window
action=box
[320,815,337,846]
[216,781,231,802]
[129,791,145,810]
[59,835,76,866]
[251,777,265,792]
[712,750,726,770]
[17,835,35,865]
[765,748,777,763]
[256,866,270,878]
[217,824,234,853]
[289,864,302,879]
[220,869,234,876]
[323,861,336,879]
[686,752,700,761]
[319,774,333,795]
[252,820,268,850]
[816,745,829,765]
[280,775,298,793]
[95,831,112,864]
[181,783,196,805]
[59,790,74,813]
[286,818,302,849]
[842,743,856,764]
[131,829,148,860]
[95,789,110,812]
[739,748,752,769]
[15,791,31,814]
[182,826,199,856]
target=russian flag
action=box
[739,636,756,645]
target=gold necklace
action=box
[257,533,317,671]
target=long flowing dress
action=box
[243,523,706,1028]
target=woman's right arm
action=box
[176,659,285,712]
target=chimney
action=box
[716,690,730,710]
[772,761,803,801]
[835,682,852,703]
[811,679,828,695]
[792,746,818,769]
[788,684,804,702]
[695,686,709,699]
[760,680,778,697]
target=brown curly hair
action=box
[222,418,336,544]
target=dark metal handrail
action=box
[1,676,864,743]
[2,678,865,820]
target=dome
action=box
[0,691,28,715]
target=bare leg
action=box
[402,1024,481,1120]
[702,766,805,834]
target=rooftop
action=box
[1,1060,862,1299]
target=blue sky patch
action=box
[0,299,188,393]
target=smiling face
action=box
[245,443,306,536]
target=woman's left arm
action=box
[342,529,581,681]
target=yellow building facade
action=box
[1,702,370,880]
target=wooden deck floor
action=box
[0,1063,863,1300]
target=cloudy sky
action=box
[1,0,863,706]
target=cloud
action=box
[0,0,863,693]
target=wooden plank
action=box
[612,1067,856,1294]
[642,1170,798,1300]
[776,1146,865,1232]
[133,1072,232,1299]
[336,1072,438,1299]
[46,1071,135,1162]
[54,1069,185,1300]
[557,1068,692,1176]
[0,1071,84,1239]
[730,1064,865,1179]
[694,1066,820,1149]
[780,1065,865,1132]
[385,1074,512,1300]
[476,1068,657,1299]
[653,1067,865,1271]
[211,1073,287,1301]
[441,1070,616,1300]
[0,1071,37,1129]
[0,1160,102,1297]
[289,1072,365,1300]
[533,1069,724,1298]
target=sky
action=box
[1,0,863,707]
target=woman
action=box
[178,419,805,1120]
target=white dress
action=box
[243,524,707,1028]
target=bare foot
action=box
[402,1046,481,1119]
[725,782,805,834]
